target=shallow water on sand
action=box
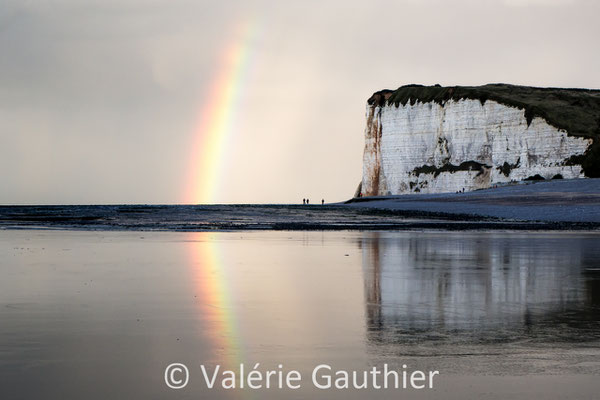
[1,230,599,399]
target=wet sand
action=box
[1,229,599,399]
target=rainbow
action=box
[187,233,244,370]
[184,21,259,204]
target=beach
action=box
[1,229,599,399]
[345,178,600,223]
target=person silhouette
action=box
[303,198,306,205]
[321,199,324,205]
[307,199,310,205]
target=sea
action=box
[0,204,591,231]
[0,204,429,231]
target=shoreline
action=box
[0,179,598,232]
[0,217,599,232]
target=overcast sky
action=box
[1,0,599,204]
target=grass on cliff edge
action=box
[368,84,600,177]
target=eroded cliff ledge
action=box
[361,84,600,196]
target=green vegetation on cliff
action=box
[368,84,600,177]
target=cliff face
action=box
[361,84,600,196]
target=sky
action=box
[1,0,599,204]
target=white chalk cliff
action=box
[361,86,596,196]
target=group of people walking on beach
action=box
[303,198,324,205]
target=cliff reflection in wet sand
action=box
[2,230,600,399]
[361,232,600,348]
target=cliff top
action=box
[368,83,600,177]
[369,83,600,137]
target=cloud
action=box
[503,0,576,6]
